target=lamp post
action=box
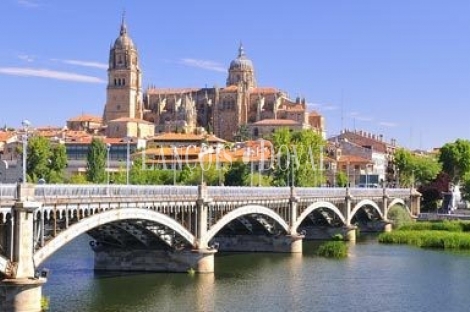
[396,168,400,188]
[365,164,372,188]
[172,146,177,185]
[106,143,111,184]
[21,119,31,183]
[289,153,295,187]
[125,137,131,185]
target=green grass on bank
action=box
[379,221,470,249]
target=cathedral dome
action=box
[113,20,134,49]
[229,44,253,70]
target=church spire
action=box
[120,10,127,35]
[238,42,245,58]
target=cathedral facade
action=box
[103,18,324,141]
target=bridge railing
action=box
[34,185,198,200]
[208,186,291,200]
[296,187,347,198]
[0,184,17,201]
[0,184,413,203]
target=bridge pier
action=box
[342,225,357,242]
[214,234,303,253]
[191,248,216,273]
[93,247,216,273]
[0,278,46,312]
[410,188,421,216]
[0,184,45,312]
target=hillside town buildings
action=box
[0,17,402,185]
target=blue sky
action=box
[1,0,470,150]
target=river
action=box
[40,234,470,312]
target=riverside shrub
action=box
[317,241,348,258]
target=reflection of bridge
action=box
[0,183,420,311]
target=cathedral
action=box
[102,18,324,141]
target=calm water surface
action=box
[41,235,470,312]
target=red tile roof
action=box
[251,119,300,126]
[108,118,153,125]
[0,131,15,143]
[67,114,102,123]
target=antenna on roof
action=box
[340,89,344,131]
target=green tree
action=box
[270,128,325,187]
[27,136,52,182]
[336,171,348,187]
[224,160,249,186]
[47,143,67,183]
[394,148,440,187]
[439,139,470,183]
[67,173,89,184]
[86,138,107,183]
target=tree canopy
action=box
[394,148,440,187]
[86,138,107,183]
[439,139,470,183]
[24,136,67,183]
[270,128,325,187]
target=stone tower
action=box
[103,15,143,124]
[226,43,257,90]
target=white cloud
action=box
[356,116,373,122]
[17,0,40,8]
[322,104,339,111]
[179,58,226,73]
[378,121,398,127]
[349,111,373,121]
[18,54,35,62]
[53,59,108,70]
[0,67,106,84]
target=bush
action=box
[317,241,348,258]
[387,205,413,229]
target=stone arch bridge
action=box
[0,183,419,311]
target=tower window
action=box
[117,105,121,110]
[114,78,117,86]
[122,79,126,86]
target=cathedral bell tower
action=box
[103,15,143,124]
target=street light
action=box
[106,143,111,184]
[125,137,131,185]
[396,168,400,188]
[365,164,372,188]
[172,146,177,185]
[21,119,31,183]
[290,154,295,187]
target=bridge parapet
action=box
[208,186,291,201]
[0,184,18,201]
[295,187,347,198]
[34,185,198,199]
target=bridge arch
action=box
[387,198,412,216]
[203,205,289,247]
[33,208,195,266]
[350,199,384,223]
[293,201,346,231]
